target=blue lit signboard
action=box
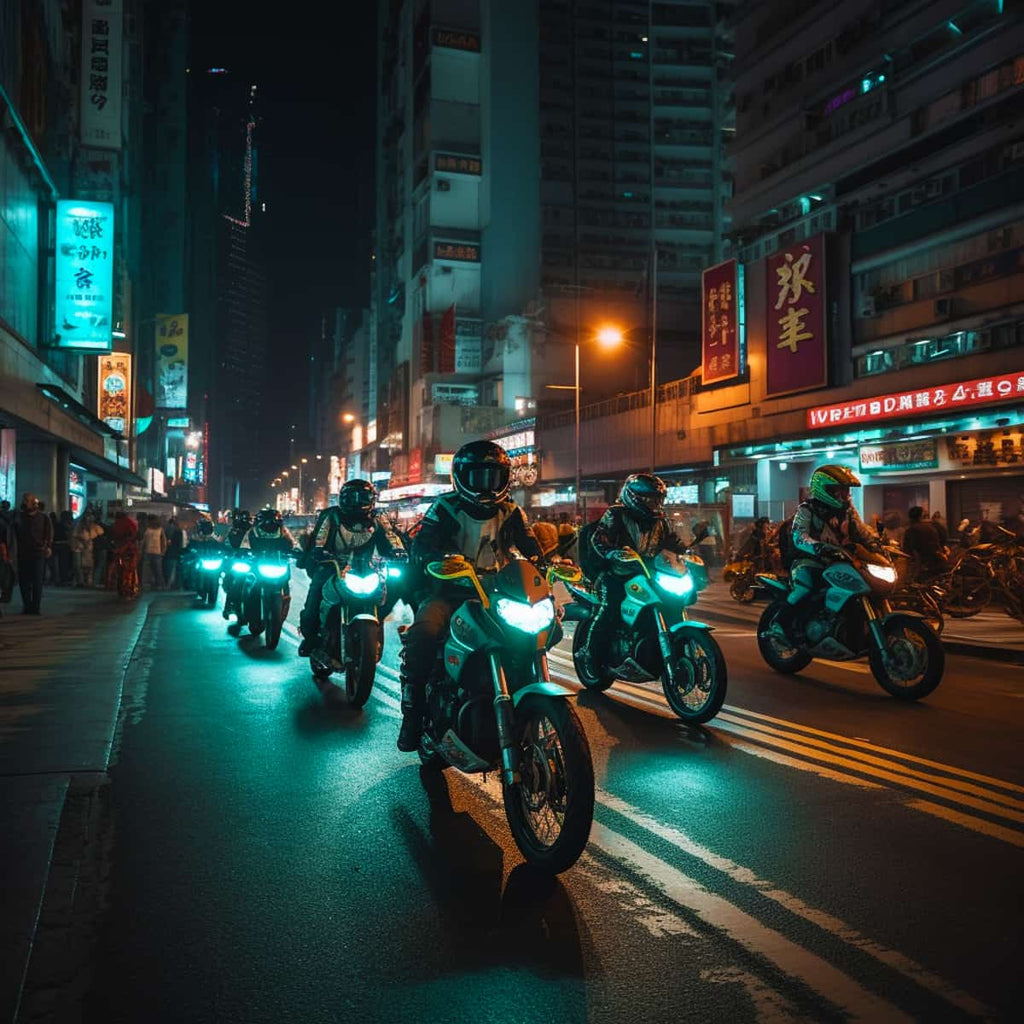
[54,200,114,351]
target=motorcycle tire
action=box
[264,592,283,649]
[502,694,594,874]
[756,602,812,674]
[868,614,944,701]
[345,619,381,708]
[571,620,615,691]
[662,627,727,724]
[729,577,756,604]
[944,563,991,618]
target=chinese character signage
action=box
[182,428,205,485]
[432,27,480,52]
[155,314,188,409]
[54,200,114,350]
[438,304,456,373]
[435,152,482,175]
[434,240,481,263]
[701,260,740,385]
[97,353,131,434]
[80,0,123,150]
[455,318,482,373]
[859,441,939,473]
[766,234,828,398]
[809,371,1024,428]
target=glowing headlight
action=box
[495,597,555,634]
[387,566,403,579]
[867,563,897,583]
[344,571,381,596]
[257,563,289,580]
[655,571,694,597]
[200,558,223,571]
[231,561,251,574]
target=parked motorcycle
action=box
[414,555,594,874]
[224,553,252,634]
[756,542,944,700]
[241,551,292,649]
[569,549,727,724]
[309,556,401,706]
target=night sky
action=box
[189,0,376,471]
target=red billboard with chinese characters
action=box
[766,234,827,398]
[808,371,1024,429]
[701,260,739,385]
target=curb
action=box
[696,603,1024,667]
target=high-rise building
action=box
[188,70,268,510]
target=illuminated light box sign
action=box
[701,260,741,385]
[434,453,454,476]
[166,416,190,429]
[860,440,939,473]
[97,352,131,434]
[666,484,700,505]
[155,314,188,409]
[808,371,1024,429]
[434,240,480,263]
[54,200,114,350]
[432,27,480,52]
[435,152,482,175]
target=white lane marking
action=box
[589,822,914,1023]
[700,966,803,1023]
[597,790,992,1019]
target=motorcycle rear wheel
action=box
[264,592,283,649]
[502,695,594,874]
[868,615,944,701]
[345,619,380,708]
[757,602,812,674]
[570,620,615,691]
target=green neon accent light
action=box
[799,197,811,215]
[948,20,962,34]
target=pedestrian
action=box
[13,493,53,614]
[93,515,112,588]
[141,516,168,589]
[71,513,104,587]
[929,510,948,546]
[55,510,73,584]
[163,516,185,588]
[902,506,946,578]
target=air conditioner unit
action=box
[436,178,451,192]
[858,294,877,318]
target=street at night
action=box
[3,580,1021,1023]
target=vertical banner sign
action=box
[766,234,828,397]
[438,304,456,373]
[701,260,740,385]
[80,0,123,150]
[0,429,15,507]
[416,312,434,378]
[455,318,483,373]
[97,352,132,434]
[54,201,114,350]
[155,314,188,408]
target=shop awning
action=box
[36,383,123,439]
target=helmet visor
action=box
[827,484,850,505]
[463,464,509,495]
[340,489,374,509]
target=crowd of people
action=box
[0,493,191,616]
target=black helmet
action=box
[256,508,282,532]
[452,440,511,510]
[339,479,377,516]
[230,508,251,529]
[196,517,214,537]
[619,473,667,521]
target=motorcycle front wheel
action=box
[345,619,381,708]
[502,695,594,874]
[662,627,728,724]
[757,602,812,674]
[867,614,944,701]
[264,592,283,649]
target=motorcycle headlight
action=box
[495,597,555,634]
[231,561,251,574]
[200,558,223,571]
[387,566,403,579]
[654,570,694,597]
[867,563,897,584]
[344,571,381,596]
[257,563,289,580]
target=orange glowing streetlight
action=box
[595,324,624,350]
[341,412,356,424]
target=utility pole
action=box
[650,244,658,475]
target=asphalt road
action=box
[73,576,1023,1023]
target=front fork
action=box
[655,608,677,684]
[862,596,889,658]
[488,651,521,787]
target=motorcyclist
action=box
[242,508,297,555]
[580,473,686,676]
[397,439,542,752]
[774,465,878,634]
[226,509,252,550]
[297,479,406,657]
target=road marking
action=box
[905,799,1024,849]
[816,658,872,675]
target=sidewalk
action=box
[693,580,1024,664]
[0,587,151,1022]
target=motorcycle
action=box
[241,550,292,649]
[224,552,252,634]
[414,555,594,874]
[569,549,727,724]
[756,542,944,700]
[192,548,224,607]
[309,556,401,706]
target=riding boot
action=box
[397,680,424,752]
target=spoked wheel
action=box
[944,563,991,618]
[756,602,812,674]
[344,619,381,708]
[570,619,615,691]
[503,695,594,874]
[264,592,283,649]
[662,626,728,724]
[868,614,944,701]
